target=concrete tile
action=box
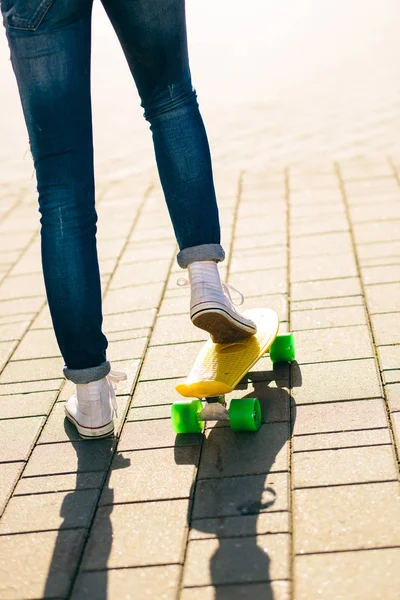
[24,439,115,476]
[0,529,86,600]
[0,232,33,252]
[292,359,382,404]
[102,282,164,313]
[81,499,189,569]
[198,423,289,479]
[117,418,202,451]
[362,264,400,285]
[11,329,60,360]
[0,339,18,371]
[340,160,393,179]
[130,225,174,243]
[158,292,191,316]
[0,462,24,515]
[0,390,56,419]
[365,282,400,313]
[190,511,289,541]
[150,314,208,346]
[291,254,357,283]
[183,534,290,586]
[294,548,400,600]
[0,273,45,300]
[99,309,156,333]
[14,472,105,495]
[97,237,126,260]
[291,203,345,219]
[225,380,290,424]
[353,220,400,244]
[128,404,171,421]
[291,216,348,237]
[106,327,150,343]
[0,295,44,316]
[293,399,387,435]
[371,313,400,345]
[0,379,62,396]
[294,325,373,363]
[230,250,287,273]
[293,445,398,488]
[391,411,400,448]
[386,383,400,412]
[107,336,148,360]
[291,277,362,301]
[291,295,364,311]
[72,565,181,600]
[235,215,286,236]
[121,241,176,264]
[181,582,290,600]
[0,312,35,326]
[139,342,202,381]
[350,201,400,223]
[109,259,171,289]
[99,446,198,505]
[130,378,185,407]
[382,370,400,384]
[0,489,99,534]
[0,416,44,462]
[377,345,400,370]
[0,356,64,384]
[291,305,367,331]
[294,482,400,554]
[293,428,391,452]
[193,472,288,519]
[0,319,31,342]
[229,269,287,297]
[357,239,400,261]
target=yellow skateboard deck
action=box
[176,308,280,399]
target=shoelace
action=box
[177,277,245,306]
[106,369,128,418]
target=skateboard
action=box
[171,308,295,434]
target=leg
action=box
[2,0,110,383]
[100,0,224,268]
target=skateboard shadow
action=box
[42,420,130,599]
[175,360,300,599]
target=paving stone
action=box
[391,411,400,448]
[0,379,62,396]
[0,529,86,600]
[118,418,202,451]
[24,438,115,476]
[291,253,357,283]
[377,345,400,371]
[233,232,287,251]
[14,472,105,495]
[0,416,44,462]
[0,356,64,384]
[0,390,56,419]
[99,446,198,505]
[350,202,400,224]
[371,313,400,344]
[294,481,400,554]
[106,327,150,343]
[293,427,391,452]
[362,264,400,285]
[150,314,208,346]
[121,241,176,264]
[102,309,156,333]
[183,533,290,586]
[72,565,181,600]
[289,189,341,206]
[291,295,363,311]
[128,404,171,421]
[0,312,36,326]
[193,472,289,519]
[81,499,188,570]
[235,214,286,236]
[353,220,400,244]
[181,581,290,600]
[130,378,185,407]
[361,255,400,268]
[357,239,400,261]
[291,277,362,301]
[293,445,398,488]
[109,259,171,290]
[0,296,44,317]
[365,282,400,313]
[385,383,400,412]
[291,216,348,237]
[198,423,289,479]
[229,269,287,297]
[291,305,367,331]
[292,359,382,404]
[293,399,387,436]
[0,339,18,371]
[158,292,191,316]
[230,250,287,273]
[107,336,148,361]
[294,547,400,600]
[290,203,345,220]
[225,380,290,424]
[0,488,99,534]
[97,237,126,260]
[190,511,289,541]
[0,273,45,300]
[0,462,24,515]
[294,325,373,363]
[340,160,393,179]
[0,231,33,252]
[102,282,165,313]
[11,329,60,361]
[0,318,31,342]
[382,370,400,384]
[139,342,202,381]
[344,177,399,196]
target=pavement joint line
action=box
[81,562,183,573]
[96,496,191,508]
[291,275,362,284]
[293,478,399,491]
[0,414,49,422]
[294,426,389,437]
[294,544,400,557]
[196,470,289,483]
[387,156,400,188]
[292,294,364,305]
[292,323,368,333]
[191,509,290,523]
[291,357,376,366]
[290,228,350,239]
[336,162,400,465]
[293,443,393,454]
[182,577,291,590]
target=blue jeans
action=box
[1,0,225,384]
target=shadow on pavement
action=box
[175,361,300,599]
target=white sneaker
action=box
[65,369,127,439]
[178,260,257,344]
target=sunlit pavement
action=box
[0,2,399,599]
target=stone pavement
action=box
[0,158,399,599]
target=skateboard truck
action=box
[199,396,229,421]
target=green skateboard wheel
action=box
[229,398,261,432]
[171,400,203,434]
[269,333,295,363]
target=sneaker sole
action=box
[64,406,115,440]
[192,307,256,344]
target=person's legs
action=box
[101,0,256,342]
[2,0,111,383]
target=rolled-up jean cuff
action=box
[63,360,111,384]
[177,244,225,269]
